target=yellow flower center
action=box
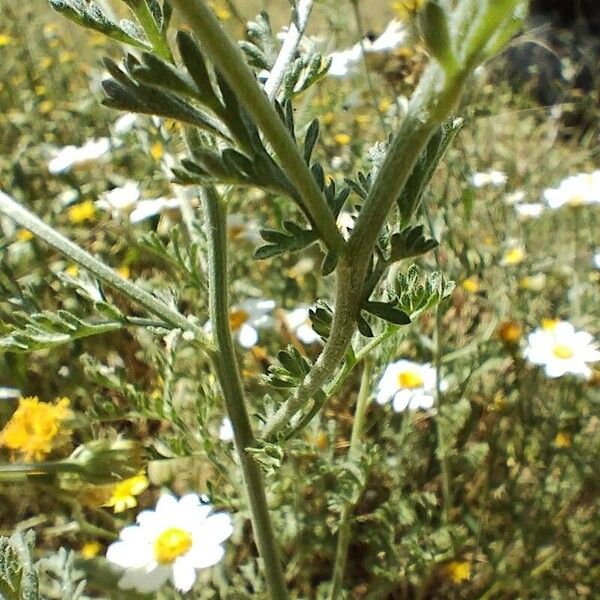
[229,309,249,331]
[567,193,585,206]
[553,344,574,360]
[154,528,193,564]
[397,370,424,389]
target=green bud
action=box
[418,0,457,74]
[68,440,144,484]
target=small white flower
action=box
[113,113,138,136]
[328,43,363,77]
[282,307,321,345]
[130,197,181,223]
[593,252,600,270]
[227,213,262,245]
[524,320,600,379]
[327,20,408,78]
[96,182,141,218]
[504,190,526,205]
[106,493,233,594]
[366,20,409,53]
[543,171,600,209]
[376,360,439,412]
[470,170,507,188]
[218,418,234,442]
[0,387,20,400]
[515,203,544,219]
[48,138,111,174]
[206,299,275,348]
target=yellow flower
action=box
[0,34,14,47]
[392,0,425,20]
[38,100,54,115]
[501,247,525,266]
[334,133,352,146]
[150,141,164,161]
[65,264,79,277]
[0,396,72,461]
[103,473,149,513]
[117,265,131,279]
[81,541,102,559]
[461,276,480,293]
[378,97,393,112]
[444,560,471,584]
[554,432,571,448]
[67,200,96,224]
[498,320,523,344]
[16,229,34,242]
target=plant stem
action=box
[329,359,373,598]
[170,0,345,255]
[0,192,208,347]
[200,186,289,600]
[264,0,313,101]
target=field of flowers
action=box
[0,0,599,598]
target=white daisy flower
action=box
[48,138,111,174]
[218,417,234,442]
[0,387,20,400]
[282,307,321,345]
[96,182,141,218]
[470,170,507,188]
[227,213,262,245]
[328,20,408,77]
[205,299,275,348]
[515,203,544,219]
[524,320,600,379]
[130,197,181,223]
[543,171,600,209]
[328,43,363,77]
[376,360,439,412]
[106,493,233,593]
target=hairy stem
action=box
[200,186,289,600]
[264,0,313,101]
[0,192,208,346]
[171,0,345,254]
[329,359,373,598]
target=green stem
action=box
[200,186,289,600]
[423,203,452,523]
[170,0,345,255]
[329,359,373,598]
[0,192,208,347]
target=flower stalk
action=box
[200,186,289,600]
[329,359,374,598]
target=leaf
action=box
[357,313,374,337]
[303,119,320,164]
[255,221,318,260]
[397,118,463,222]
[363,301,411,325]
[389,224,439,261]
[48,0,150,49]
[131,52,200,99]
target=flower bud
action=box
[68,440,144,484]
